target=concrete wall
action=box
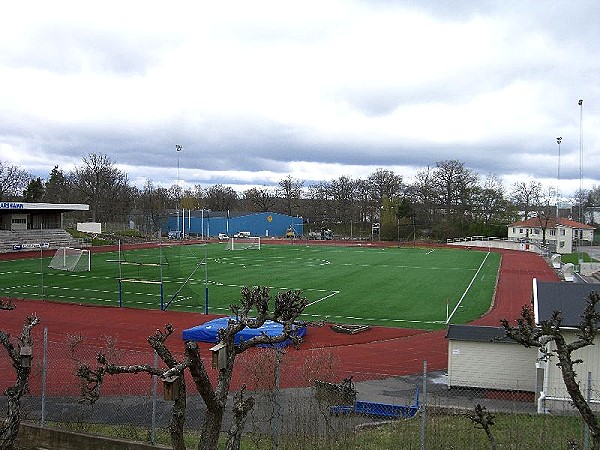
[77,222,102,234]
[15,422,170,450]
[448,239,544,254]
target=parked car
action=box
[233,231,251,238]
[218,233,229,240]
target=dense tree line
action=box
[2,154,598,241]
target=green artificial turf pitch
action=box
[0,243,500,330]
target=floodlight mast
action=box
[578,99,583,223]
[556,136,562,219]
[175,145,182,237]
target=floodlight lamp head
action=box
[579,99,583,106]
[175,144,182,152]
[556,137,562,144]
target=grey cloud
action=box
[4,24,168,75]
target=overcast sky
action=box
[1,1,599,197]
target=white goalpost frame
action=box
[48,247,91,272]
[225,236,261,251]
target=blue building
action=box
[164,210,304,238]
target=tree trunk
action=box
[0,384,26,450]
[170,377,187,450]
[557,353,600,449]
[226,388,255,450]
[198,404,226,450]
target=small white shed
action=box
[446,324,537,392]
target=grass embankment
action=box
[51,410,584,450]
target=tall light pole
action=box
[556,136,562,220]
[578,99,583,223]
[175,145,183,237]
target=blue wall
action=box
[165,212,303,238]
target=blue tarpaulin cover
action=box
[182,317,306,349]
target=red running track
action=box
[0,246,559,393]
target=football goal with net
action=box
[225,236,261,250]
[48,247,91,272]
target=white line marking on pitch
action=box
[306,291,340,307]
[446,251,490,324]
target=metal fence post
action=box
[273,348,282,450]
[40,327,48,427]
[420,360,427,450]
[151,351,158,445]
[584,371,592,450]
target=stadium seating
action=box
[0,229,83,253]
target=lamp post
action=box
[556,136,562,220]
[578,99,583,223]
[175,145,182,237]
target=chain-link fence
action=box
[1,326,595,449]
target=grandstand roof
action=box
[0,202,89,212]
[508,217,594,229]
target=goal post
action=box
[48,247,91,272]
[225,236,261,250]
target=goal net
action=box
[48,247,91,272]
[225,237,261,250]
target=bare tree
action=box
[77,324,188,450]
[181,185,204,211]
[510,180,542,221]
[407,166,436,234]
[430,160,478,237]
[367,168,403,207]
[277,175,304,216]
[70,153,132,222]
[329,176,359,226]
[205,184,239,212]
[77,286,307,450]
[502,291,600,450]
[305,181,332,226]
[242,187,277,212]
[135,180,171,234]
[0,305,40,450]
[532,186,558,245]
[0,161,31,201]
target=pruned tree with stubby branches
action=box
[77,324,188,450]
[502,291,600,450]
[77,286,308,450]
[0,303,40,450]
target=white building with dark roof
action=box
[533,279,600,413]
[446,324,537,392]
[507,217,595,254]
